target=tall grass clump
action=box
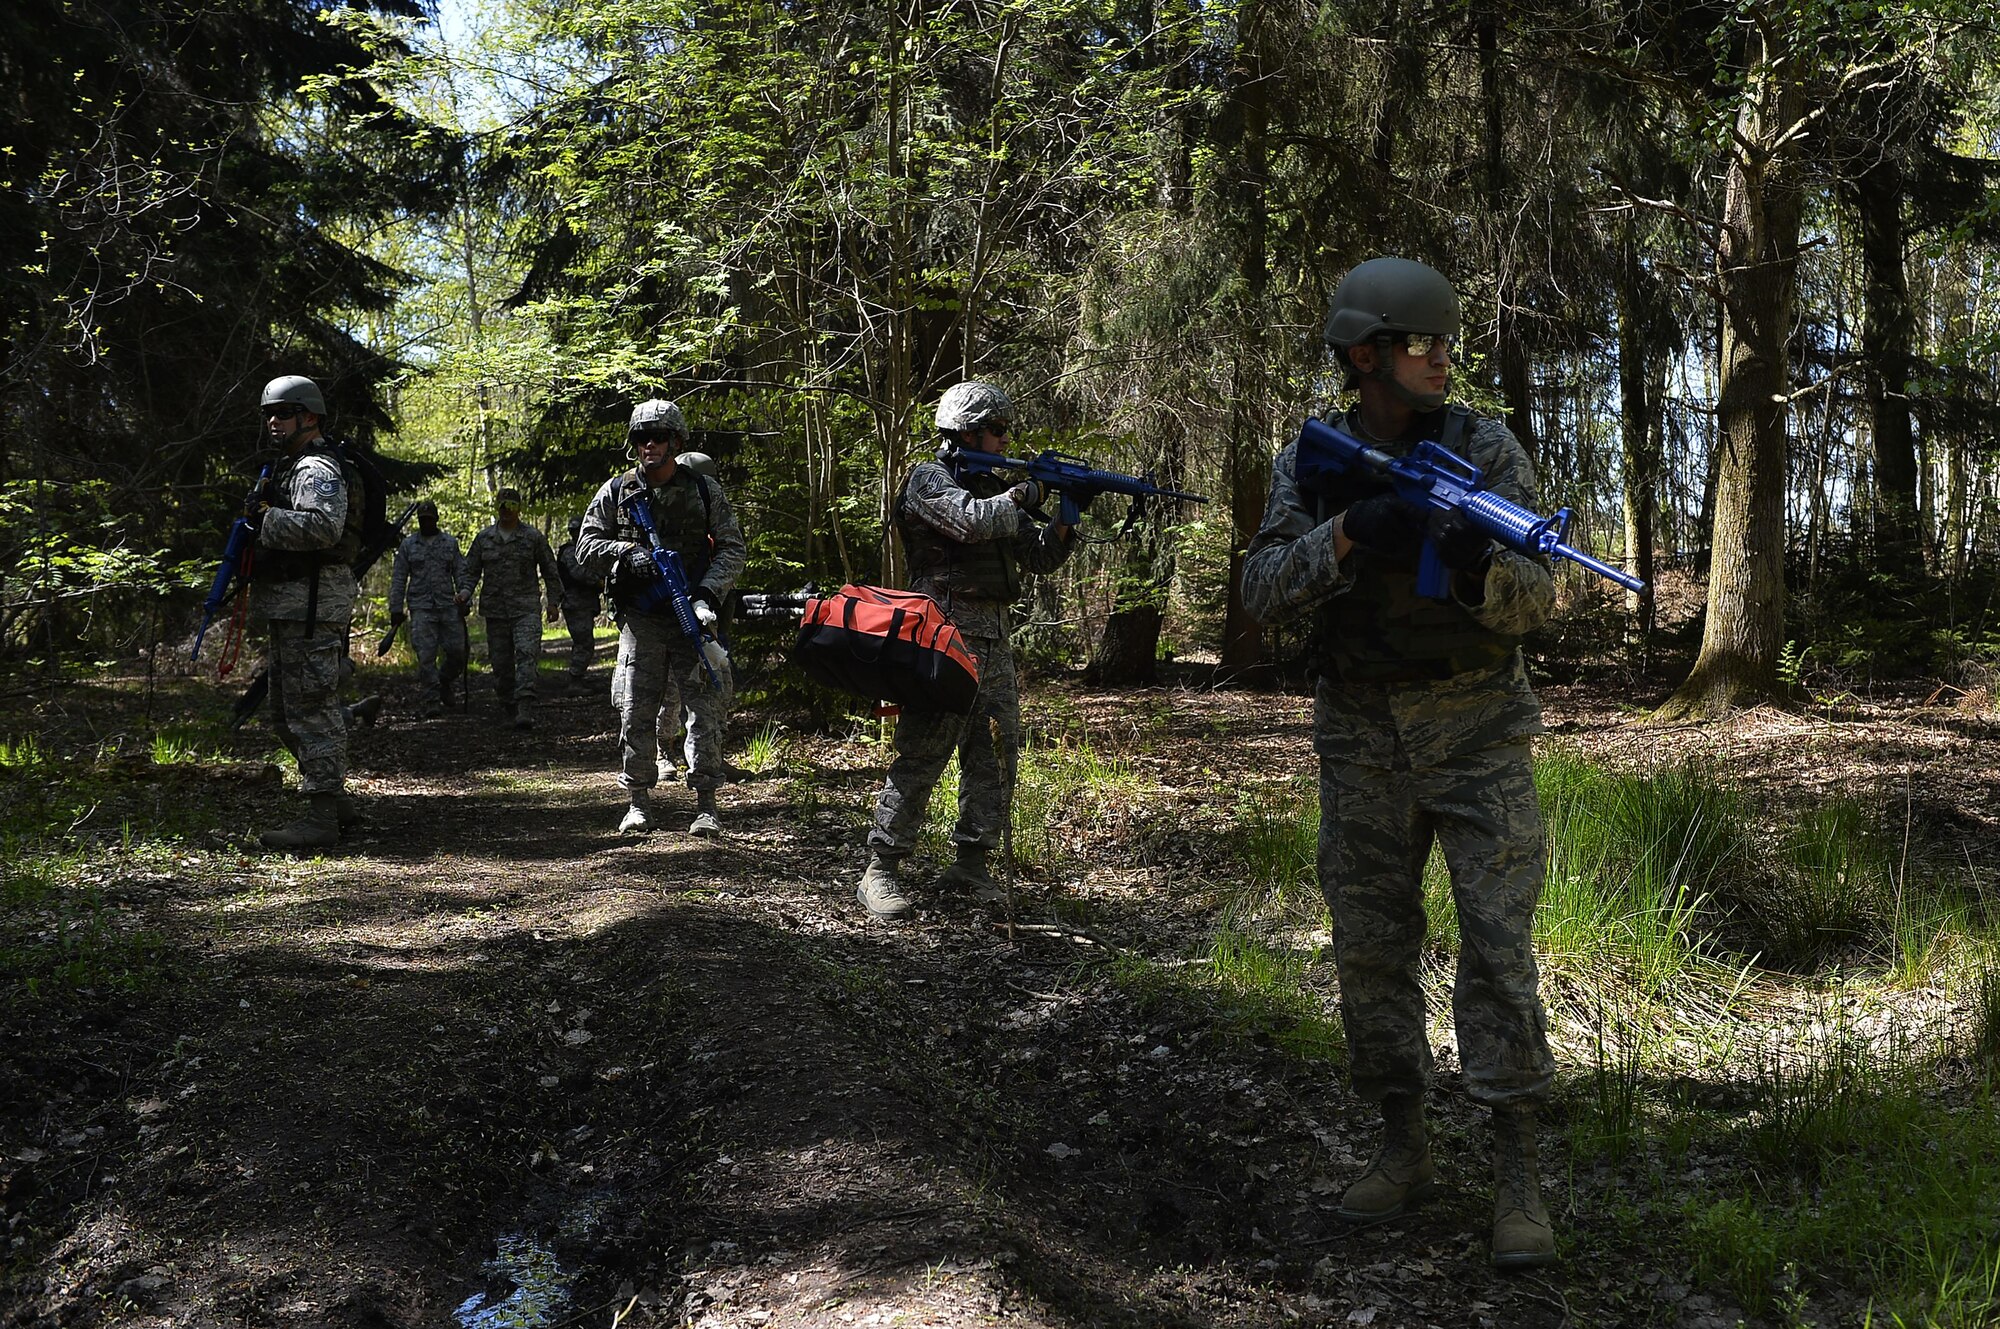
[1764,798,1893,963]
[150,725,206,766]
[739,721,785,775]
[920,732,1140,870]
[1575,1007,1647,1162]
[0,735,44,771]
[1534,750,1746,1002]
[1228,777,1319,910]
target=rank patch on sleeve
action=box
[314,476,341,497]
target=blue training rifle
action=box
[942,447,1207,529]
[191,463,272,661]
[1293,417,1647,600]
[619,490,724,688]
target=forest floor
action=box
[2,635,1997,1329]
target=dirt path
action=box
[8,664,1994,1327]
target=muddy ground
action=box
[2,645,1996,1329]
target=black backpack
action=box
[330,438,396,576]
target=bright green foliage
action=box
[1,0,450,663]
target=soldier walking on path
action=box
[855,382,1075,922]
[245,375,363,850]
[555,515,604,691]
[462,487,563,731]
[575,400,746,837]
[650,450,736,782]
[1242,257,1560,1269]
[387,500,468,716]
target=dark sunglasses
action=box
[1398,332,1455,357]
[981,420,1012,438]
[631,430,680,445]
[263,405,304,420]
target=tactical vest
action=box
[895,462,1020,603]
[255,443,361,583]
[605,466,716,612]
[1308,406,1517,684]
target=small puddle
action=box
[453,1235,573,1329]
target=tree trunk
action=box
[1087,527,1166,686]
[1218,0,1269,674]
[1479,14,1540,462]
[1616,233,1658,665]
[1656,40,1802,720]
[1856,153,1921,566]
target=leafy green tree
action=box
[0,0,447,661]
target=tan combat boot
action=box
[258,793,341,852]
[1490,1105,1557,1269]
[938,843,1001,899]
[689,789,721,838]
[856,852,912,921]
[1337,1094,1436,1221]
[619,788,654,834]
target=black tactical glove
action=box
[1341,494,1426,562]
[389,610,406,628]
[1427,509,1492,574]
[1009,479,1047,510]
[621,545,659,578]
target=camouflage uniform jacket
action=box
[899,457,1074,640]
[251,443,355,625]
[389,530,465,615]
[555,540,603,617]
[463,521,562,619]
[1242,406,1555,763]
[574,466,747,615]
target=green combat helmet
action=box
[261,374,328,418]
[675,451,716,478]
[933,381,1014,436]
[628,399,687,439]
[1322,257,1460,351]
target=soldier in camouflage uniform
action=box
[855,382,1076,922]
[555,515,604,689]
[651,451,735,782]
[388,500,468,716]
[463,487,563,731]
[1242,258,1559,1270]
[247,375,359,851]
[575,400,746,837]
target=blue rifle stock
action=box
[192,464,271,661]
[619,491,722,688]
[1293,417,1647,599]
[942,447,1207,528]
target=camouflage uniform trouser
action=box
[657,645,736,752]
[1319,738,1552,1108]
[266,617,350,796]
[408,606,466,691]
[867,632,1015,855]
[613,612,725,792]
[484,615,543,703]
[564,610,596,681]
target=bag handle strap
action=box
[839,596,907,665]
